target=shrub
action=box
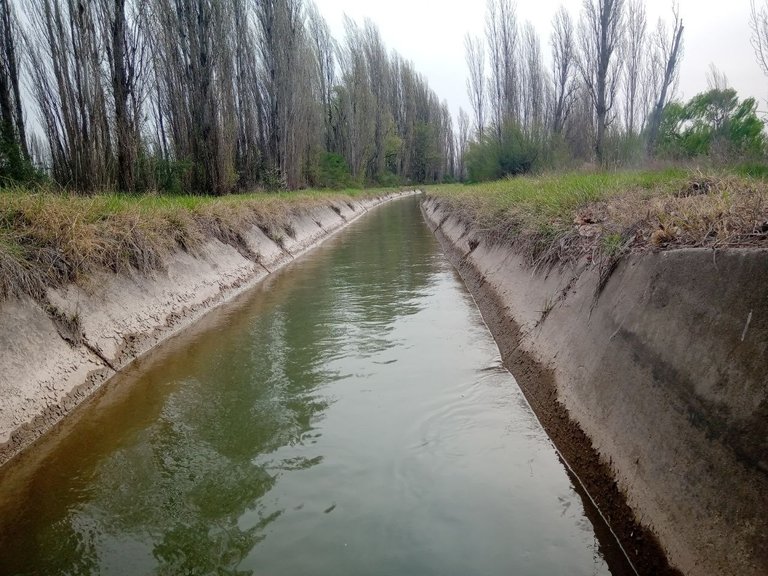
[317,153,353,189]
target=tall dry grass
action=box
[0,187,385,302]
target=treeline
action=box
[460,0,687,180]
[0,0,454,194]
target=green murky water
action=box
[0,197,625,575]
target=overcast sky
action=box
[314,0,767,120]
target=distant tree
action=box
[151,0,238,195]
[646,5,684,156]
[659,88,766,159]
[520,22,547,139]
[622,0,647,136]
[551,6,578,135]
[750,0,768,76]
[0,0,31,182]
[465,34,487,139]
[336,17,375,181]
[361,20,392,183]
[456,108,470,180]
[3,0,527,192]
[26,0,114,191]
[486,0,519,140]
[577,0,625,164]
[307,2,336,152]
[99,0,148,193]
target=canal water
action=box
[0,196,623,575]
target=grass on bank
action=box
[0,186,399,302]
[426,169,768,267]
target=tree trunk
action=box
[111,0,133,192]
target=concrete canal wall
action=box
[422,196,767,576]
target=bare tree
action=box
[0,0,28,172]
[567,84,598,161]
[751,0,768,76]
[486,0,518,139]
[151,0,237,194]
[498,0,519,126]
[362,20,392,182]
[231,0,263,188]
[706,63,728,91]
[551,6,577,135]
[336,17,375,180]
[577,0,625,164]
[521,22,546,138]
[622,0,646,136]
[254,0,319,188]
[13,0,453,191]
[456,107,470,180]
[465,34,486,139]
[307,2,336,152]
[439,102,455,181]
[99,0,148,192]
[646,6,684,156]
[26,0,114,190]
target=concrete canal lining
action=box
[422,196,768,576]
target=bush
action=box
[146,156,193,195]
[376,170,401,188]
[317,153,353,189]
[465,125,540,182]
[0,130,37,186]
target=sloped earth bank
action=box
[422,196,768,576]
[0,191,416,468]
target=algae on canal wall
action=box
[422,196,768,576]
[0,192,416,468]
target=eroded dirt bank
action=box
[422,196,767,576]
[0,191,416,468]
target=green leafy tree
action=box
[658,89,766,159]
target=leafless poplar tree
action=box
[465,34,486,139]
[456,108,470,180]
[750,0,768,76]
[99,0,148,192]
[254,0,320,188]
[11,0,456,191]
[577,0,625,164]
[361,20,392,181]
[336,17,375,180]
[307,2,336,152]
[439,102,456,182]
[26,0,113,190]
[230,0,263,188]
[0,0,28,170]
[551,6,578,135]
[646,6,684,155]
[486,0,519,139]
[151,0,238,194]
[622,0,646,136]
[520,22,547,138]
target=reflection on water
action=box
[0,197,621,575]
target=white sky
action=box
[313,0,768,120]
